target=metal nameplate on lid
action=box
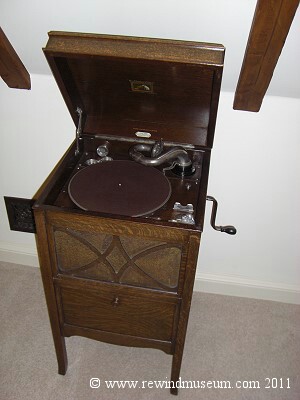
[135,131,152,138]
[130,80,154,93]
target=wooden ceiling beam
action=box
[0,27,31,89]
[233,0,299,112]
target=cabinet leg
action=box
[170,351,183,395]
[170,387,178,395]
[40,279,68,375]
[34,211,68,376]
[55,335,68,375]
[169,234,200,395]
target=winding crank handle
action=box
[206,196,237,235]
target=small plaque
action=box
[135,131,152,138]
[130,80,154,93]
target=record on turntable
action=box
[68,160,171,217]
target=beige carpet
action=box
[1,261,299,400]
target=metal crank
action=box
[206,196,237,235]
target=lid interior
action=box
[44,32,224,148]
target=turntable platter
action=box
[68,160,171,217]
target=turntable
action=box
[33,32,235,394]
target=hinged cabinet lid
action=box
[44,31,224,148]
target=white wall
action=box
[0,0,299,303]
[0,75,74,265]
[197,93,300,303]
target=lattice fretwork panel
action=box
[54,228,182,291]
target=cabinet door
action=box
[46,211,191,294]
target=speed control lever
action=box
[206,196,237,235]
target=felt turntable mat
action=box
[68,160,171,217]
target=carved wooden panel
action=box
[54,228,182,291]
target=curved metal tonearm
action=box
[129,141,194,176]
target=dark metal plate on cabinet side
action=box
[4,196,36,233]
